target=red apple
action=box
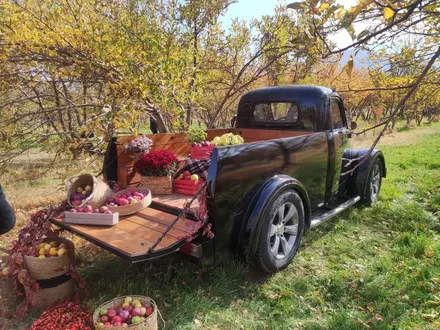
[112,316,123,324]
[100,316,108,323]
[84,205,93,213]
[107,308,117,318]
[104,322,112,327]
[145,306,153,317]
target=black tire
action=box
[362,158,383,205]
[254,190,305,273]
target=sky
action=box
[219,0,367,66]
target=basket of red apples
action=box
[190,141,215,160]
[174,171,203,195]
[94,295,158,330]
[106,188,152,216]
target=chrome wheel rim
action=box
[370,164,381,202]
[269,202,299,259]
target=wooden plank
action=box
[116,219,177,247]
[151,193,199,210]
[134,207,196,231]
[127,214,189,239]
[52,220,162,255]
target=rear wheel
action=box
[362,158,383,205]
[254,190,305,273]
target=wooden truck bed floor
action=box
[51,194,200,262]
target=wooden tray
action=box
[65,211,119,226]
[107,188,152,216]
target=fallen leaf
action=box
[373,314,383,321]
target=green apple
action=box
[190,174,199,181]
[124,297,132,304]
[134,302,142,308]
[99,309,107,316]
[131,316,141,324]
[131,299,141,306]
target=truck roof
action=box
[239,85,335,104]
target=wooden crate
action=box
[64,211,119,226]
[190,145,215,160]
[174,179,203,195]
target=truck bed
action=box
[51,201,198,262]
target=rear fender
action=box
[343,148,386,198]
[238,175,311,262]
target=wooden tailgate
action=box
[51,207,198,262]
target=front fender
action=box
[238,174,311,262]
[343,148,386,198]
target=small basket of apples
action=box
[94,295,158,329]
[174,171,204,195]
[106,188,152,216]
[67,174,113,210]
[23,237,74,281]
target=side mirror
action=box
[350,121,358,130]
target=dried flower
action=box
[124,135,153,154]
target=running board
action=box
[310,196,361,228]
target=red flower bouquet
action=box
[134,150,178,177]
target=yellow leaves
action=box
[345,55,354,79]
[318,2,330,13]
[366,306,374,313]
[383,7,395,20]
[335,8,347,19]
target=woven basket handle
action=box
[65,175,80,192]
[150,298,166,329]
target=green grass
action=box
[7,127,440,329]
[75,130,440,329]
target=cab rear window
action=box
[253,102,299,123]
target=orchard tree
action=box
[289,0,440,155]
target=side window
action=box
[330,99,344,129]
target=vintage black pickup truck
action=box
[52,85,386,274]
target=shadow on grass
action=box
[79,250,270,328]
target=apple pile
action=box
[106,190,146,207]
[70,184,93,207]
[177,171,199,182]
[191,140,212,147]
[0,259,9,277]
[33,241,68,259]
[69,205,113,214]
[96,297,154,327]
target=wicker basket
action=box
[139,176,173,195]
[93,295,158,330]
[0,256,19,313]
[28,278,75,310]
[67,173,113,209]
[107,188,152,216]
[23,237,75,281]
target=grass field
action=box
[2,122,440,329]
